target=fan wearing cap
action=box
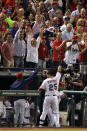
[60,16,70,32]
[70,2,82,21]
[48,0,62,19]
[10,67,40,127]
[64,35,81,70]
[11,21,19,38]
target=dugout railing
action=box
[63,90,87,127]
[0,90,87,127]
[0,90,40,127]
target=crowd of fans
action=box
[0,0,87,71]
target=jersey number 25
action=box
[49,83,57,91]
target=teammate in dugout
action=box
[10,67,40,127]
[38,65,62,127]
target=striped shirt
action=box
[13,29,26,57]
[70,9,80,21]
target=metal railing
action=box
[0,90,87,127]
[63,90,87,127]
[0,90,40,127]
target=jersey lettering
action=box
[49,83,57,91]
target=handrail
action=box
[0,90,40,96]
[63,90,87,95]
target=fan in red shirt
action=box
[38,36,49,70]
[1,32,14,67]
[79,37,87,63]
[77,8,87,33]
[79,8,87,20]
[66,0,84,12]
[79,34,87,75]
[1,0,14,8]
[73,18,85,34]
[52,32,67,68]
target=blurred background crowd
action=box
[0,0,87,71]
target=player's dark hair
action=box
[47,68,57,76]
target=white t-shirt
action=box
[60,24,67,32]
[39,72,61,96]
[62,30,73,41]
[26,36,41,63]
[64,42,79,64]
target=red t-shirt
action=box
[5,0,15,8]
[52,39,65,62]
[1,41,13,61]
[79,44,87,62]
[0,21,8,35]
[70,0,84,12]
[79,15,87,20]
[38,44,49,59]
[70,1,77,12]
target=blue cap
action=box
[6,9,11,14]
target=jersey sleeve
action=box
[39,80,46,90]
[55,72,61,80]
[36,37,41,48]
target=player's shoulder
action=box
[44,78,51,82]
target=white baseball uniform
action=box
[39,71,61,127]
[48,91,64,127]
[64,42,79,65]
[24,100,30,127]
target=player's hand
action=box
[36,66,41,72]
[58,65,62,72]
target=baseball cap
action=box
[16,72,24,78]
[25,22,31,27]
[72,35,78,39]
[52,1,58,6]
[63,16,70,21]
[2,9,7,13]
[6,9,11,14]
[41,36,46,39]
[47,26,54,32]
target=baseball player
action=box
[38,65,62,127]
[24,99,30,127]
[47,90,66,127]
[10,68,40,127]
[0,100,6,122]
